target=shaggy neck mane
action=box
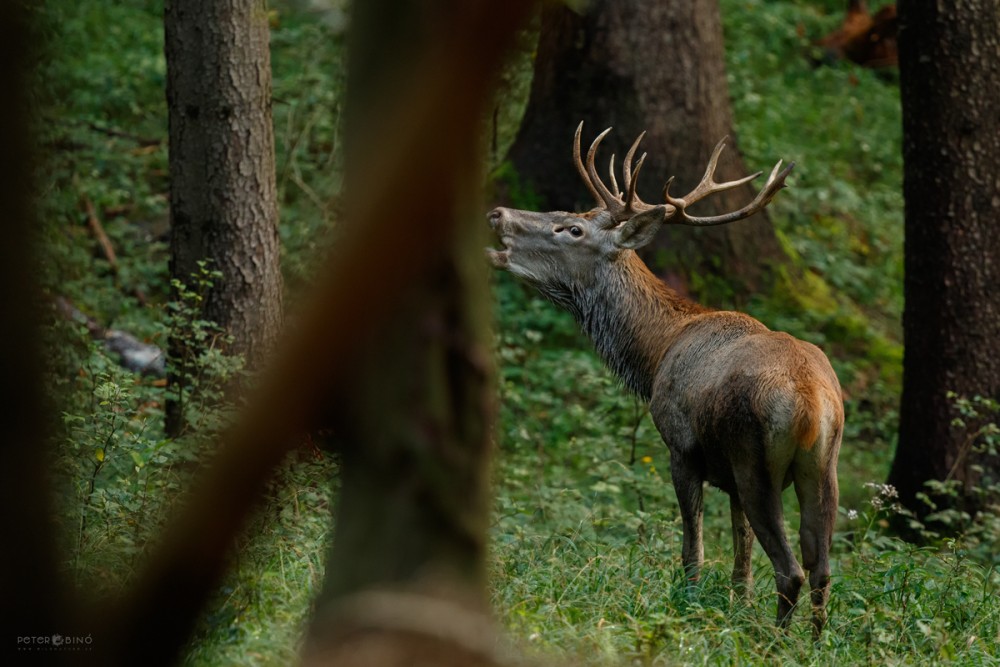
[572,250,707,399]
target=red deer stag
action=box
[488,124,843,636]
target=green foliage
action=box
[49,265,243,589]
[165,262,245,436]
[907,395,1000,565]
[52,325,179,594]
[269,8,347,293]
[32,0,170,349]
[36,0,1000,665]
[49,242,336,664]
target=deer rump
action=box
[650,314,841,496]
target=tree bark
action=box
[507,0,787,298]
[888,0,1000,518]
[164,0,283,435]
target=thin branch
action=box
[82,120,162,147]
[83,195,119,272]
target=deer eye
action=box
[569,226,583,238]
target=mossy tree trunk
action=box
[888,0,1000,520]
[164,0,283,436]
[507,0,787,299]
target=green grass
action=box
[33,0,1000,665]
[489,275,1000,665]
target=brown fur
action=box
[791,355,825,451]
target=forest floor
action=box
[34,0,999,665]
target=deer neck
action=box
[574,251,706,400]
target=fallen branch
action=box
[83,120,162,147]
[83,195,119,271]
[81,195,148,305]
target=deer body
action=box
[489,125,843,636]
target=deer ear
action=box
[614,206,668,250]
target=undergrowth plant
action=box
[53,331,176,593]
[53,264,241,592]
[910,395,1000,566]
[165,261,246,437]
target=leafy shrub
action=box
[164,262,246,437]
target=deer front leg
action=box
[729,494,755,602]
[669,455,704,584]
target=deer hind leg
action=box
[729,494,755,603]
[795,460,839,639]
[668,454,704,584]
[733,464,804,628]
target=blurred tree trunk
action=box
[0,1,73,655]
[507,0,786,298]
[888,1,1000,520]
[303,1,533,665]
[164,0,283,436]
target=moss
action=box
[764,256,902,392]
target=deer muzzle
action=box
[486,207,511,269]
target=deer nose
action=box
[487,207,505,230]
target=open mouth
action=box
[486,239,510,268]
[486,210,512,269]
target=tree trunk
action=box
[328,0,492,605]
[507,0,786,298]
[303,2,534,664]
[888,0,1000,519]
[0,1,75,653]
[164,0,283,436]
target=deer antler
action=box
[573,124,792,228]
[574,122,654,226]
[662,137,794,226]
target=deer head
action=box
[488,123,794,290]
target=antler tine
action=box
[574,122,604,207]
[608,154,621,200]
[664,159,795,227]
[625,152,648,213]
[674,137,761,207]
[585,127,622,211]
[622,131,646,193]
